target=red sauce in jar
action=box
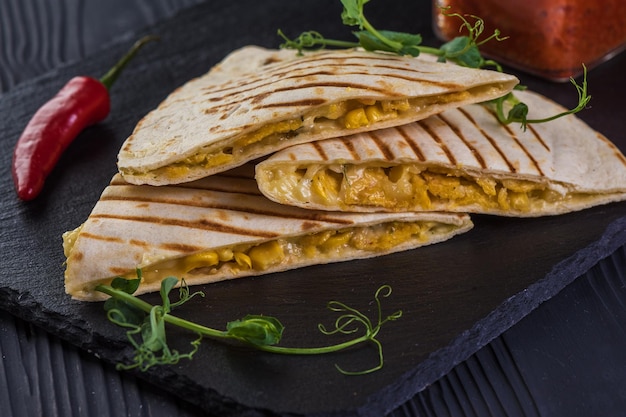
[434,0,626,81]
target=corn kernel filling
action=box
[264,164,581,213]
[125,90,477,181]
[127,220,447,284]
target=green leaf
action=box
[439,35,469,55]
[454,45,483,68]
[354,30,422,56]
[379,30,422,47]
[354,31,397,53]
[507,103,529,123]
[103,297,145,326]
[159,276,180,312]
[161,277,179,295]
[226,315,284,346]
[110,277,141,294]
[340,0,367,27]
[103,276,146,326]
[137,306,169,352]
[438,36,483,68]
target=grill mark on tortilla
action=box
[231,72,453,105]
[159,242,206,253]
[217,104,241,119]
[203,79,395,113]
[91,213,282,238]
[395,125,426,162]
[260,98,327,108]
[260,81,398,99]
[483,106,551,153]
[209,52,447,96]
[109,267,133,275]
[100,190,355,225]
[341,137,360,161]
[256,51,420,73]
[526,124,551,152]
[285,56,447,78]
[275,63,462,89]
[419,118,457,166]
[370,131,396,161]
[205,60,459,105]
[301,221,321,231]
[312,141,329,161]
[438,112,487,169]
[497,115,546,176]
[129,239,150,249]
[80,232,124,243]
[205,67,392,98]
[456,108,517,173]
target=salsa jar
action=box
[433,0,626,81]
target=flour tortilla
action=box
[117,45,518,185]
[256,89,626,216]
[63,166,473,301]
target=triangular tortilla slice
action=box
[256,89,626,217]
[117,45,518,186]
[63,166,473,301]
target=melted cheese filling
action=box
[123,88,489,180]
[262,164,587,213]
[108,220,453,285]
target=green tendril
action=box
[493,65,591,129]
[96,276,401,375]
[277,0,590,127]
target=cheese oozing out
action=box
[260,163,595,214]
[121,86,504,181]
[63,220,458,295]
[123,220,454,285]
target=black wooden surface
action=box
[1,1,626,416]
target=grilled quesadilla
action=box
[256,89,626,217]
[117,45,518,186]
[63,167,473,301]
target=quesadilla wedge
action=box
[256,89,626,217]
[63,166,473,301]
[117,45,518,186]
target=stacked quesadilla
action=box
[255,89,626,216]
[63,45,626,300]
[117,46,518,185]
[63,167,472,301]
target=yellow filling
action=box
[264,164,576,213]
[127,88,482,180]
[117,220,450,285]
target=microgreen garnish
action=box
[277,0,590,128]
[278,1,505,65]
[492,66,591,129]
[96,275,401,375]
[277,0,425,57]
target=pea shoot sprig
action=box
[492,66,591,129]
[278,0,590,129]
[95,273,402,375]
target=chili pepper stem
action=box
[100,35,159,89]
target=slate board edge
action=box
[355,215,626,417]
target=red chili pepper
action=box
[11,35,158,201]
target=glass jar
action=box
[433,0,626,82]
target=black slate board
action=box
[1,1,625,416]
